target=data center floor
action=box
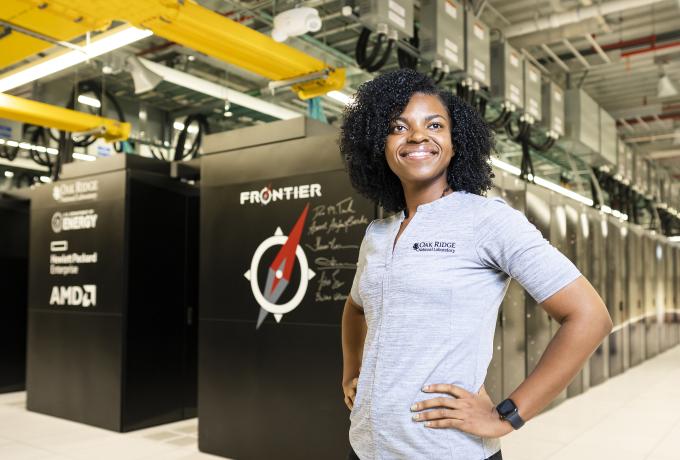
[1,344,679,460]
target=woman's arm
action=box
[507,275,613,422]
[342,296,367,410]
[411,275,613,437]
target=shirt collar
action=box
[398,190,466,220]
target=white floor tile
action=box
[502,344,680,460]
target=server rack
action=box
[485,182,504,405]
[496,172,528,401]
[565,201,588,397]
[0,194,29,393]
[549,192,568,406]
[627,225,645,367]
[524,184,553,385]
[643,233,659,359]
[26,156,198,431]
[588,209,609,386]
[663,242,675,350]
[198,120,374,460]
[606,216,625,378]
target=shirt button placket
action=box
[368,221,400,454]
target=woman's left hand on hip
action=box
[410,383,514,438]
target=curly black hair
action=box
[339,68,495,213]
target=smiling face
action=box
[384,92,454,189]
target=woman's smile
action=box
[399,145,440,161]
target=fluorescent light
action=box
[136,58,301,120]
[491,157,594,206]
[19,142,31,149]
[72,152,96,161]
[173,121,199,134]
[669,236,680,243]
[77,94,102,108]
[533,175,595,206]
[0,139,4,144]
[491,157,522,176]
[6,140,18,147]
[40,176,51,183]
[0,26,153,92]
[47,147,58,155]
[326,90,353,105]
[4,171,14,178]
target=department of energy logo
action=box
[244,204,316,329]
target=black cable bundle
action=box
[0,139,19,161]
[430,66,446,85]
[356,27,395,72]
[519,138,535,182]
[60,80,126,149]
[483,105,512,131]
[397,26,419,70]
[22,124,55,174]
[173,113,208,161]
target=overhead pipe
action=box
[504,0,667,38]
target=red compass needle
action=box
[263,204,310,303]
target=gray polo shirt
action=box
[348,190,582,460]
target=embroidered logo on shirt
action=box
[412,241,456,253]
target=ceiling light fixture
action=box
[0,25,153,93]
[326,90,353,105]
[72,152,97,161]
[491,157,595,207]
[129,57,300,120]
[658,74,679,98]
[77,94,102,108]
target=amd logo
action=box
[49,285,97,307]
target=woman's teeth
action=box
[403,151,436,159]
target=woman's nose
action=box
[407,126,429,143]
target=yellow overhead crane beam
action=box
[0,0,108,69]
[0,93,131,142]
[0,0,345,99]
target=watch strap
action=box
[496,398,525,429]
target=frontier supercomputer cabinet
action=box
[26,155,199,431]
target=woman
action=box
[339,69,613,460]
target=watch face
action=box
[498,399,516,415]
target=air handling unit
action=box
[541,81,564,138]
[563,88,601,163]
[465,13,491,88]
[524,61,542,123]
[616,138,633,184]
[420,0,465,75]
[599,107,617,167]
[490,42,524,111]
[355,0,414,38]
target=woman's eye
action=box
[392,125,406,133]
[430,122,443,129]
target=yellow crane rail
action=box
[0,93,131,142]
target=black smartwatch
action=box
[496,398,525,429]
